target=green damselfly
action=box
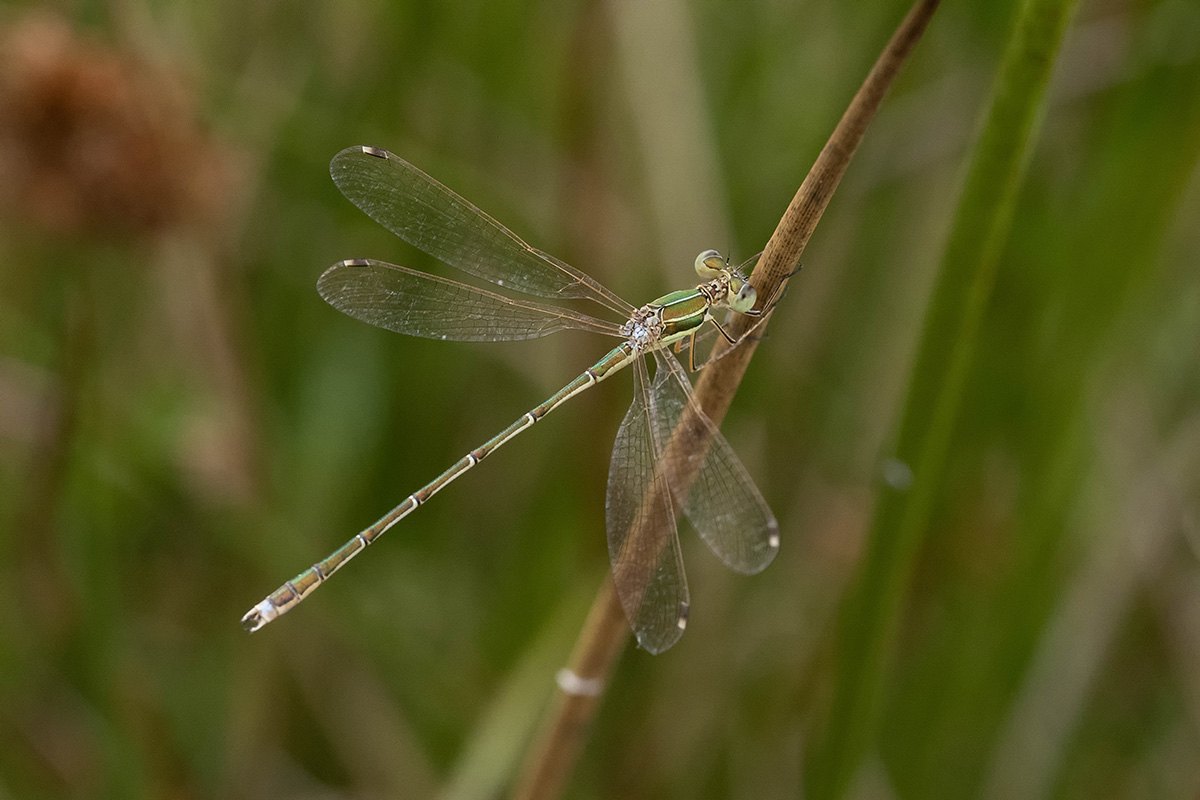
[242,146,781,653]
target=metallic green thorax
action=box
[652,289,710,344]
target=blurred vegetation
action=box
[0,0,1198,799]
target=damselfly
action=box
[242,146,782,653]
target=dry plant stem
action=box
[511,2,939,799]
[696,0,941,418]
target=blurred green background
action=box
[1,0,1199,798]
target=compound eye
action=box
[694,249,724,278]
[731,282,757,313]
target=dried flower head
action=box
[0,13,230,237]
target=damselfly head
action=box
[696,249,757,312]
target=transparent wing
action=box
[318,259,624,342]
[332,146,634,316]
[606,356,689,654]
[650,351,779,573]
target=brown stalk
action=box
[511,2,940,798]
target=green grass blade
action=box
[439,579,595,800]
[806,0,1083,796]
